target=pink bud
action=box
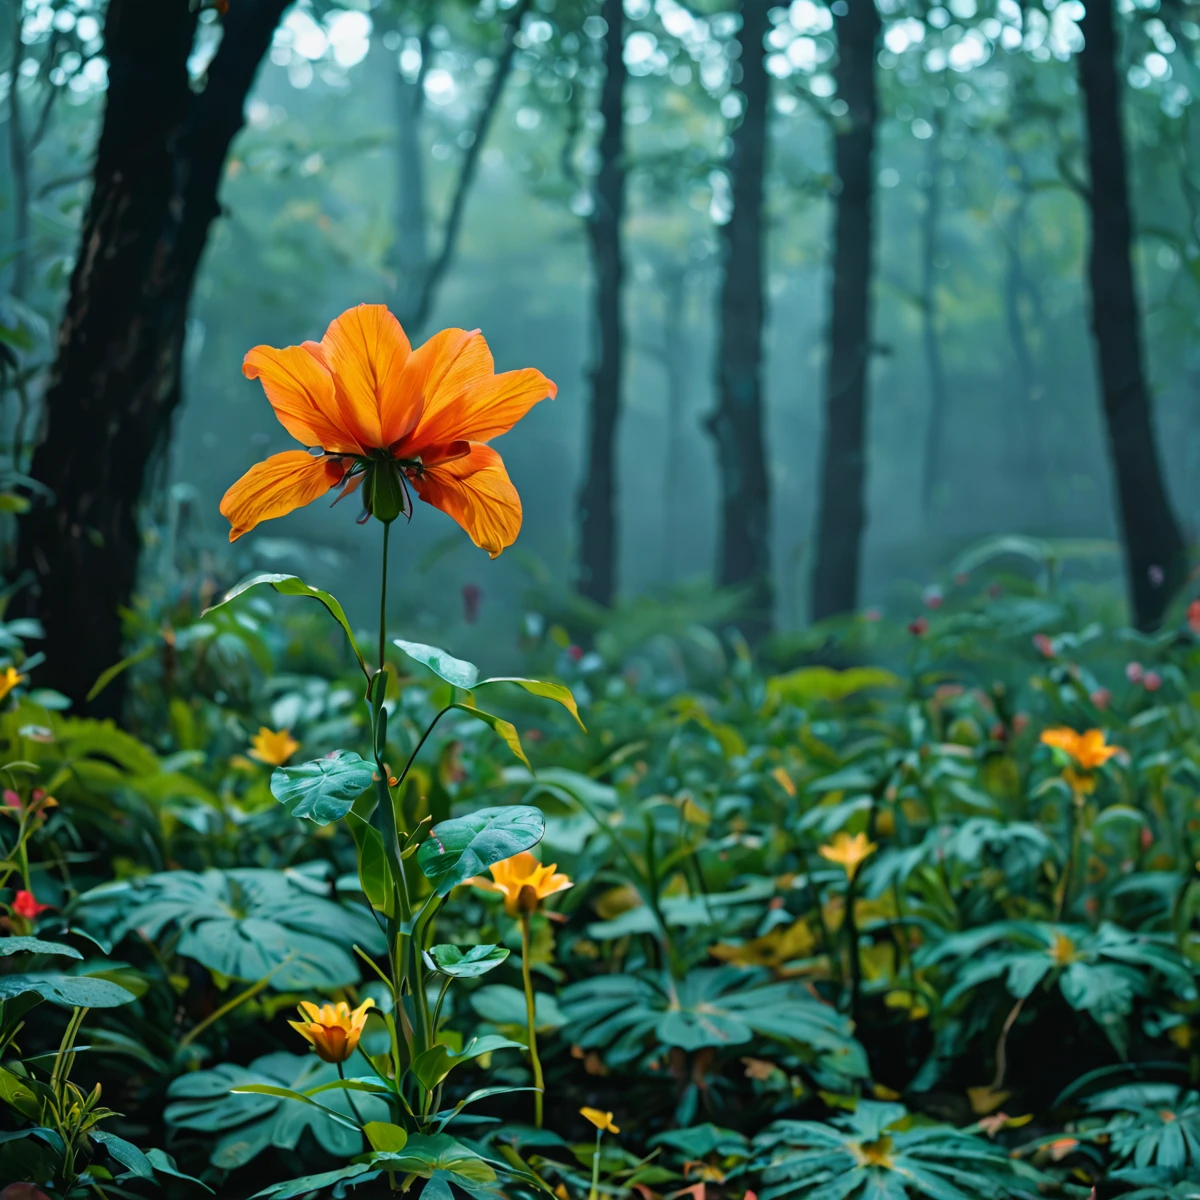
[863,608,882,622]
[1012,713,1030,735]
[1143,670,1162,692]
[567,645,584,661]
[1188,599,1200,635]
[923,588,944,609]
[1125,661,1144,684]
[1090,688,1111,710]
[2,790,20,808]
[907,617,928,637]
[1032,634,1054,658]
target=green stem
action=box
[338,1060,369,1129]
[520,913,545,1128]
[379,520,391,673]
[588,1128,603,1200]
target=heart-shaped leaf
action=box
[271,751,375,826]
[393,640,480,688]
[411,1034,525,1091]
[364,1121,409,1153]
[423,944,509,978]
[417,806,545,897]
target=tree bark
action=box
[576,0,627,607]
[708,0,773,635]
[15,0,289,711]
[918,112,948,516]
[1077,0,1186,629]
[392,22,433,326]
[809,0,880,622]
[7,1,31,301]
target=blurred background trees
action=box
[2,0,1198,703]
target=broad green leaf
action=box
[411,1034,525,1091]
[423,944,509,978]
[478,677,586,730]
[207,575,366,674]
[86,644,157,703]
[394,639,480,688]
[0,973,135,1008]
[766,666,900,705]
[0,1065,41,1120]
[417,805,545,897]
[231,1084,360,1131]
[372,1132,496,1184]
[348,812,394,917]
[145,1148,214,1192]
[0,937,81,959]
[470,984,566,1030]
[250,1165,374,1199]
[271,751,374,825]
[451,703,530,768]
[364,1121,409,1152]
[92,1130,155,1181]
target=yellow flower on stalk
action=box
[819,831,877,879]
[581,1107,619,1134]
[0,666,26,703]
[470,851,572,916]
[288,998,374,1063]
[249,727,300,766]
[1040,727,1119,770]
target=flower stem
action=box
[338,1059,368,1129]
[588,1129,603,1200]
[519,912,545,1127]
[379,519,391,673]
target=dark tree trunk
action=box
[918,112,949,516]
[576,0,627,607]
[1077,0,1186,629]
[659,268,689,584]
[810,0,880,622]
[15,0,288,712]
[708,0,772,635]
[397,0,529,333]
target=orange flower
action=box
[248,727,300,766]
[221,305,556,556]
[470,851,572,916]
[580,1107,619,1133]
[1040,727,1119,770]
[818,831,877,880]
[0,666,26,704]
[288,998,374,1063]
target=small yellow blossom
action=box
[249,727,300,766]
[288,998,374,1063]
[580,1107,619,1134]
[0,666,26,703]
[1040,727,1119,770]
[471,851,572,916]
[818,831,877,880]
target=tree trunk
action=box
[397,0,529,333]
[15,0,289,712]
[576,0,627,607]
[708,0,772,635]
[392,25,432,326]
[918,112,949,516]
[1077,0,1186,629]
[7,1,31,301]
[809,0,880,622]
[660,268,689,584]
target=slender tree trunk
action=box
[810,0,880,621]
[659,268,688,583]
[576,0,627,607]
[392,26,432,325]
[15,0,289,712]
[7,1,31,301]
[918,112,949,516]
[399,0,529,333]
[708,0,772,634]
[1077,0,1186,629]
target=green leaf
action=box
[478,678,586,730]
[411,1034,525,1091]
[250,1165,374,1199]
[271,751,375,826]
[417,805,545,897]
[372,1132,496,1184]
[0,1065,42,1120]
[450,703,530,768]
[207,574,366,675]
[767,666,900,705]
[145,1147,215,1192]
[394,639,480,688]
[230,1084,361,1131]
[86,644,157,703]
[423,944,509,978]
[348,812,394,917]
[0,937,81,959]
[0,973,135,1008]
[92,1130,155,1181]
[364,1121,409,1153]
[471,984,566,1030]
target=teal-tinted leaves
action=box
[271,750,374,825]
[249,1166,375,1200]
[165,1052,388,1169]
[372,1133,497,1184]
[80,868,384,990]
[0,973,134,1008]
[0,937,80,958]
[411,1035,525,1091]
[417,806,545,897]
[394,640,481,688]
[423,944,509,978]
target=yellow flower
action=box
[249,727,300,766]
[288,998,374,1063]
[580,1107,619,1133]
[0,666,26,703]
[818,831,877,879]
[1040,727,1119,771]
[471,851,572,916]
[710,920,816,969]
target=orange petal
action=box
[221,451,345,541]
[320,304,413,449]
[410,443,521,558]
[243,344,363,454]
[388,328,482,453]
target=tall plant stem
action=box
[520,913,545,1127]
[588,1129,603,1200]
[380,520,391,673]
